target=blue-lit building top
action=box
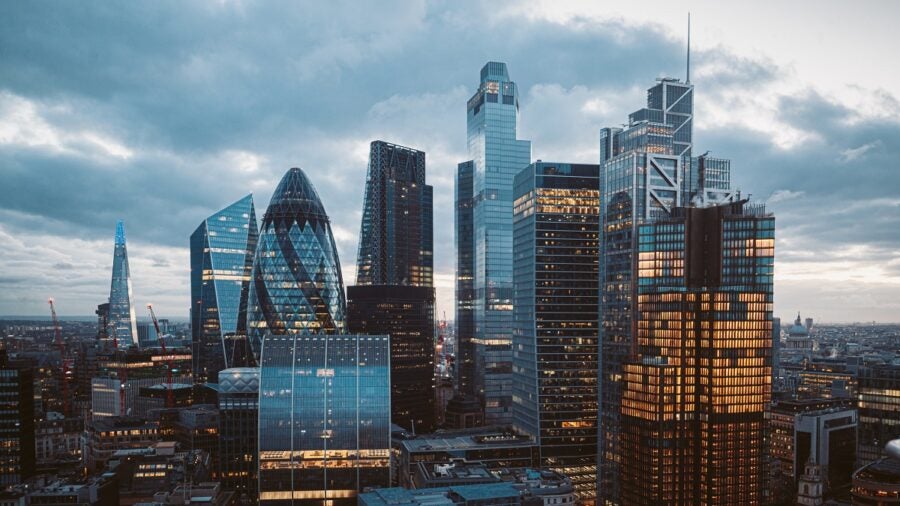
[108,220,139,346]
[246,168,346,360]
[459,61,532,425]
[258,333,391,505]
[191,195,259,383]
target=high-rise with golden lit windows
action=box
[511,162,600,503]
[620,200,774,505]
[598,75,736,504]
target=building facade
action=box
[218,367,260,502]
[597,74,735,503]
[347,285,435,432]
[511,162,600,502]
[349,140,436,432]
[191,195,259,384]
[107,220,139,346]
[618,201,773,505]
[258,333,391,505]
[455,160,477,401]
[0,351,35,487]
[246,168,347,359]
[455,61,532,425]
[858,364,900,466]
[355,140,433,287]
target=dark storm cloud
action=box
[1,1,898,319]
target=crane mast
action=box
[48,298,70,417]
[147,304,174,408]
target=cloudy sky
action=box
[2,0,899,322]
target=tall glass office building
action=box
[511,162,600,503]
[246,168,346,359]
[107,220,139,346]
[455,160,476,399]
[356,140,433,287]
[258,333,390,505]
[597,76,734,504]
[456,61,531,425]
[191,195,259,383]
[620,200,773,505]
[349,140,436,432]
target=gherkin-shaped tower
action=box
[246,168,346,359]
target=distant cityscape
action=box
[2,36,900,506]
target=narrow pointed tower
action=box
[107,220,139,346]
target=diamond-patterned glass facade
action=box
[191,195,259,383]
[247,168,347,359]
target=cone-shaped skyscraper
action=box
[107,220,139,346]
[246,167,347,359]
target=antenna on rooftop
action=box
[686,12,691,83]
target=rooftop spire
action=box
[115,219,126,246]
[686,12,691,83]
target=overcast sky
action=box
[1,0,899,322]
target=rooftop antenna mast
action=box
[686,12,691,83]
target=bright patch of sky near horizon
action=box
[0,0,898,323]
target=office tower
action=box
[347,285,435,432]
[618,200,773,505]
[250,167,390,503]
[107,220,139,346]
[857,364,900,465]
[455,160,476,399]
[218,367,259,502]
[356,141,433,287]
[191,195,259,384]
[348,140,436,432]
[769,398,856,502]
[805,317,814,331]
[598,75,733,503]
[0,350,35,486]
[258,333,391,505]
[511,162,600,502]
[246,167,347,359]
[455,61,531,425]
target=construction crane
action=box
[48,298,70,417]
[147,304,174,409]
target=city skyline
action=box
[2,2,900,323]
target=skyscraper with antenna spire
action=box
[107,220,139,347]
[597,17,737,503]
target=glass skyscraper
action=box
[107,219,139,346]
[191,195,259,383]
[356,140,433,287]
[597,76,733,504]
[257,333,391,505]
[455,160,476,399]
[348,140,436,432]
[456,61,531,425]
[246,167,346,359]
[250,167,390,504]
[511,162,600,502]
[620,200,773,505]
